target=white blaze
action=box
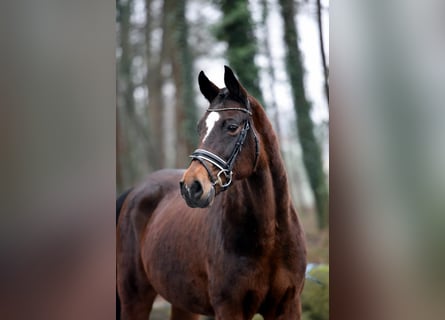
[202,112,220,142]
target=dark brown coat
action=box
[117,66,306,320]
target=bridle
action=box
[190,105,259,191]
[189,103,259,191]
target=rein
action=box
[189,105,259,191]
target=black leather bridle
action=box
[189,104,259,191]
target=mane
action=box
[249,96,283,168]
[118,67,307,320]
[248,95,292,214]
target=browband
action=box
[206,107,252,115]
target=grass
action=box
[299,206,329,264]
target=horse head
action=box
[180,66,260,208]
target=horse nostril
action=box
[190,180,203,200]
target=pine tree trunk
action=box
[116,111,124,192]
[217,0,265,106]
[259,0,282,136]
[117,0,139,187]
[164,0,198,168]
[176,0,198,165]
[316,0,329,104]
[278,0,329,229]
[145,0,165,170]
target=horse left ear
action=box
[224,66,248,107]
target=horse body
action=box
[117,66,306,320]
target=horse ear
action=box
[224,65,248,106]
[198,71,220,102]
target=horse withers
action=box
[117,66,306,320]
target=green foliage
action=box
[302,264,329,320]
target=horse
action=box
[117,66,307,320]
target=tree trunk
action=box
[217,0,265,106]
[116,111,124,192]
[145,0,165,170]
[278,0,329,229]
[259,0,281,136]
[117,0,139,188]
[164,0,198,168]
[316,0,329,104]
[176,0,198,166]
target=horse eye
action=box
[227,124,239,133]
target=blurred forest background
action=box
[116,0,329,265]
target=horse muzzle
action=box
[179,180,215,208]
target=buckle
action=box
[214,169,233,188]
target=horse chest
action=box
[206,252,299,317]
[117,67,308,320]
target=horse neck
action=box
[220,101,292,245]
[250,102,292,218]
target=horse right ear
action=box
[198,71,220,103]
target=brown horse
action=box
[117,66,306,320]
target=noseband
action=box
[189,106,259,191]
